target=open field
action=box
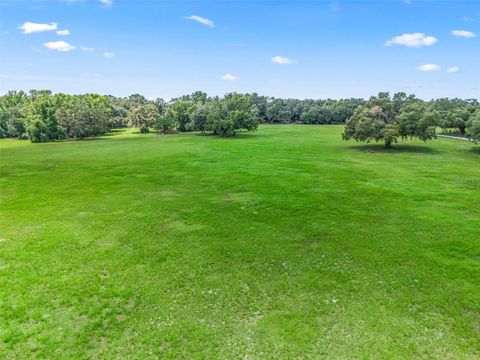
[1,125,479,358]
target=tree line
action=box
[342,92,479,147]
[0,90,365,142]
[0,90,478,144]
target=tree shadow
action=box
[101,131,125,137]
[73,137,109,141]
[229,132,262,139]
[193,131,262,139]
[72,129,129,141]
[470,145,480,156]
[349,144,439,154]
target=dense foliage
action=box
[343,92,478,147]
[466,109,480,142]
[432,98,477,136]
[0,90,478,143]
[0,91,111,142]
[128,104,160,133]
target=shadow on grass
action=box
[73,129,129,141]
[107,129,127,134]
[470,146,480,155]
[193,131,262,139]
[229,132,262,139]
[349,144,439,154]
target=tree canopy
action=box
[0,90,478,144]
[343,92,438,148]
[467,109,480,142]
[128,104,159,133]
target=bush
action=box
[26,116,49,143]
[214,117,236,137]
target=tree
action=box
[153,98,166,115]
[223,93,259,132]
[205,93,260,137]
[208,108,236,137]
[128,103,159,133]
[169,99,193,132]
[24,92,61,141]
[266,99,292,123]
[343,105,394,147]
[432,98,475,135]
[0,90,28,139]
[56,94,111,139]
[191,91,208,104]
[155,108,176,132]
[451,105,473,136]
[300,105,329,124]
[467,109,480,142]
[189,102,209,132]
[368,92,395,123]
[250,93,269,122]
[343,98,437,148]
[108,96,130,128]
[396,102,436,142]
[332,98,366,124]
[26,115,49,143]
[128,94,148,106]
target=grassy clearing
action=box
[1,125,479,359]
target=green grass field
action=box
[1,125,479,359]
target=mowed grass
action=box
[0,125,479,359]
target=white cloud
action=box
[404,0,412,4]
[451,30,477,38]
[385,33,438,47]
[221,73,239,81]
[447,66,460,73]
[19,21,57,34]
[103,52,115,58]
[99,0,113,6]
[43,41,75,52]
[80,46,95,52]
[56,29,70,36]
[418,64,441,72]
[185,15,214,28]
[271,55,296,65]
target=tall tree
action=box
[432,98,475,135]
[189,102,209,132]
[0,90,28,138]
[169,99,193,132]
[128,103,159,133]
[343,97,436,148]
[467,109,480,142]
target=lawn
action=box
[1,125,479,359]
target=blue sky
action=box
[0,0,479,99]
